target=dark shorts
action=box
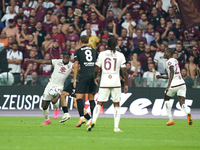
[63,83,76,97]
[76,74,97,94]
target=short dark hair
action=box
[108,37,117,53]
[148,22,154,26]
[37,21,42,24]
[181,68,187,71]
[166,20,172,23]
[8,19,14,23]
[166,48,175,55]
[80,35,89,44]
[29,15,35,19]
[46,8,52,12]
[32,44,38,49]
[70,40,76,43]
[61,51,71,57]
[12,41,18,46]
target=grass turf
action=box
[0,117,200,150]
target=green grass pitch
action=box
[0,117,200,150]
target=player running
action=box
[25,51,73,124]
[87,37,129,132]
[73,35,98,127]
[156,48,193,126]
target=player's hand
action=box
[165,86,170,94]
[124,85,128,94]
[73,80,77,88]
[156,75,161,79]
[94,78,99,86]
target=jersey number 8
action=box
[85,50,93,61]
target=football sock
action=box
[165,101,173,121]
[84,113,91,120]
[114,107,120,129]
[53,101,59,110]
[182,104,190,114]
[92,104,101,123]
[62,106,68,113]
[89,100,95,117]
[42,109,49,121]
[77,99,84,117]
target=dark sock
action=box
[84,113,91,120]
[62,106,68,113]
[89,100,95,117]
[77,99,84,117]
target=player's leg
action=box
[111,88,122,132]
[42,100,51,125]
[88,93,96,118]
[177,85,193,126]
[51,93,60,119]
[60,91,71,123]
[76,93,86,127]
[73,98,91,121]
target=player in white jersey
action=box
[156,48,193,126]
[25,51,73,124]
[87,37,129,132]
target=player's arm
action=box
[25,58,52,64]
[73,61,79,88]
[156,74,169,79]
[121,66,128,94]
[94,65,100,85]
[165,67,174,92]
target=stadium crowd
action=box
[0,0,200,88]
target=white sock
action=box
[182,104,190,114]
[53,101,59,110]
[42,109,49,121]
[92,105,101,123]
[114,107,120,129]
[165,101,173,121]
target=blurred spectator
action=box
[104,10,120,29]
[103,0,113,16]
[15,15,23,31]
[26,72,41,85]
[157,0,166,17]
[1,6,16,27]
[166,7,181,24]
[149,7,163,30]
[68,40,76,62]
[41,33,53,56]
[32,45,43,59]
[35,0,47,22]
[27,16,36,34]
[6,0,19,14]
[160,0,171,12]
[138,45,154,70]
[136,13,148,32]
[174,18,184,39]
[72,0,83,17]
[162,20,179,39]
[143,22,155,46]
[154,43,167,75]
[150,31,162,54]
[57,23,65,37]
[52,0,66,18]
[168,31,177,48]
[5,37,14,51]
[188,27,199,39]
[191,46,200,65]
[99,45,106,53]
[81,22,97,36]
[0,31,9,47]
[21,63,34,84]
[116,36,130,61]
[185,55,197,79]
[87,29,100,49]
[13,7,29,24]
[44,8,59,25]
[132,41,145,57]
[65,39,71,51]
[71,15,83,34]
[51,25,65,49]
[43,14,55,33]
[175,43,187,69]
[7,42,23,85]
[45,38,63,59]
[181,68,194,89]
[129,53,141,77]
[65,26,79,44]
[42,0,55,8]
[23,0,38,8]
[89,12,104,36]
[65,7,74,24]
[143,63,160,87]
[143,56,153,72]
[2,19,19,39]
[131,29,147,51]
[107,0,121,18]
[156,17,166,35]
[97,34,108,53]
[31,21,46,48]
[23,0,33,17]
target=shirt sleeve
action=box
[95,53,102,67]
[121,53,126,66]
[74,50,79,62]
[19,52,23,60]
[167,59,174,68]
[7,51,11,59]
[154,53,159,63]
[1,15,6,22]
[51,59,57,66]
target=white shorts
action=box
[43,82,63,101]
[165,84,186,97]
[97,88,121,103]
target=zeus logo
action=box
[59,67,66,74]
[104,93,132,114]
